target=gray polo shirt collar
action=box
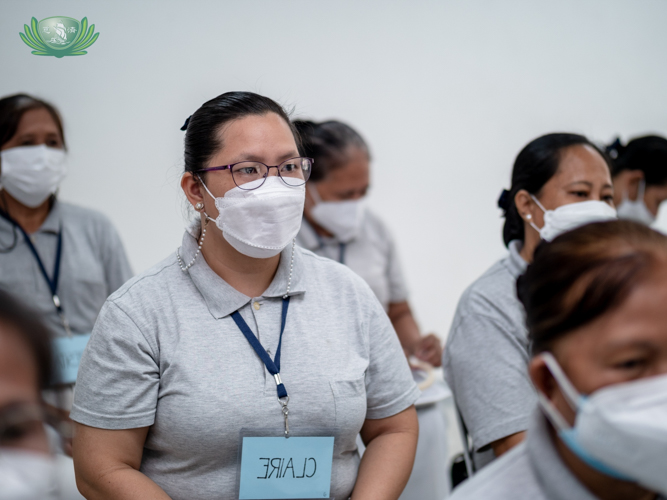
[180,223,306,319]
[504,240,527,279]
[527,411,599,500]
[0,198,61,235]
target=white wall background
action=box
[2,1,667,339]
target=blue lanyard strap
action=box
[0,209,63,313]
[231,297,290,400]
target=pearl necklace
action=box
[177,223,295,299]
[177,220,207,272]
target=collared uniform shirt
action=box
[0,200,132,338]
[443,240,535,469]
[448,410,667,500]
[70,224,420,500]
[296,210,408,311]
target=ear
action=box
[514,189,539,224]
[529,355,558,400]
[181,173,205,209]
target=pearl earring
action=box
[525,214,532,220]
[195,202,204,211]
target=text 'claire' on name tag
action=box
[239,436,335,500]
[52,333,91,385]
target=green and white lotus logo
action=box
[20,17,100,57]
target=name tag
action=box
[238,435,334,499]
[52,333,92,385]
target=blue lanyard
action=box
[315,233,346,265]
[231,297,290,400]
[0,209,65,316]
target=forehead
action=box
[558,262,667,354]
[322,148,370,185]
[14,108,60,135]
[215,113,297,159]
[552,144,611,184]
[0,325,39,402]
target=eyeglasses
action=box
[198,157,313,191]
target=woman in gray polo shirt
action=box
[443,133,617,469]
[450,221,667,500]
[71,92,420,500]
[294,119,449,500]
[0,94,133,413]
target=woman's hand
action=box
[414,333,443,367]
[72,423,171,499]
[352,406,419,500]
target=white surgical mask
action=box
[308,183,365,243]
[200,176,305,259]
[0,449,59,500]
[0,145,67,208]
[537,352,667,495]
[616,179,656,226]
[530,196,617,242]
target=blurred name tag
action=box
[238,435,334,499]
[52,333,91,385]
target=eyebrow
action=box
[565,180,613,189]
[226,151,300,165]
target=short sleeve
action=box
[364,299,420,419]
[70,300,159,429]
[443,314,536,450]
[97,215,133,295]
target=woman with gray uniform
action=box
[0,94,132,414]
[450,221,667,500]
[71,92,420,500]
[443,133,617,470]
[294,119,449,500]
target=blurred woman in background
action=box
[0,289,83,499]
[444,133,617,470]
[450,220,667,500]
[295,119,449,500]
[0,94,132,415]
[607,135,667,225]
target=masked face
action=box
[0,145,67,208]
[0,448,59,500]
[537,353,667,494]
[616,179,656,226]
[200,176,305,259]
[307,183,365,243]
[529,195,617,241]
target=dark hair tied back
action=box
[606,135,667,186]
[183,91,299,176]
[497,189,511,211]
[293,119,369,182]
[180,115,191,131]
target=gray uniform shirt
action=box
[449,410,667,500]
[0,200,132,337]
[443,240,535,468]
[297,210,408,311]
[70,225,420,500]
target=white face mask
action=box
[616,179,656,226]
[529,196,617,242]
[308,183,365,243]
[0,145,67,208]
[200,176,305,259]
[0,449,59,499]
[537,352,667,495]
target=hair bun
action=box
[605,137,625,160]
[180,115,191,131]
[498,189,511,211]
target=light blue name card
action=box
[52,333,91,385]
[239,436,334,500]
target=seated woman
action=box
[443,133,616,468]
[449,220,667,500]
